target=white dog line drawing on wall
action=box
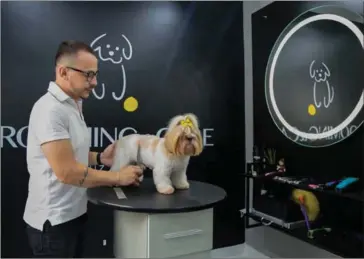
[110,113,204,195]
[90,33,133,100]
[309,60,334,108]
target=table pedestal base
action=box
[114,208,214,258]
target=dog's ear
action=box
[322,62,331,78]
[184,113,203,156]
[193,127,204,156]
[309,60,316,79]
[90,33,108,51]
[121,34,133,60]
[164,126,182,155]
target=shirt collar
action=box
[47,81,71,102]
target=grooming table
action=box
[87,178,226,258]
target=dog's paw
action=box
[174,181,190,190]
[156,185,175,195]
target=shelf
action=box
[245,210,364,258]
[242,173,364,202]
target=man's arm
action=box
[41,139,118,187]
[32,105,117,187]
[88,151,99,166]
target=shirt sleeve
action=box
[31,104,70,145]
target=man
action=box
[24,40,143,258]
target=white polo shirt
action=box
[24,81,90,231]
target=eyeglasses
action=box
[67,66,98,82]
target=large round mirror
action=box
[265,5,363,147]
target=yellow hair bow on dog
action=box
[180,117,194,128]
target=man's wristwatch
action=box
[96,152,102,165]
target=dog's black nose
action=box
[186,136,193,141]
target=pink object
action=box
[308,184,319,189]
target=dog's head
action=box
[309,60,331,82]
[163,113,203,157]
[90,33,132,65]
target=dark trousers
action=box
[26,213,88,258]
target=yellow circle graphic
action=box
[308,104,316,116]
[123,96,138,112]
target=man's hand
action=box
[116,165,144,186]
[100,142,116,167]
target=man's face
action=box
[66,51,98,99]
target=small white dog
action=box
[110,113,204,194]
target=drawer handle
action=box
[163,229,203,239]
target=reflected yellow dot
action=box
[123,96,138,112]
[308,104,316,116]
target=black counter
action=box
[87,178,227,213]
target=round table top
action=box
[87,178,227,213]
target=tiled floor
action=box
[177,244,270,258]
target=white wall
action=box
[242,2,341,257]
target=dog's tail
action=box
[110,138,126,171]
[118,131,124,140]
[115,137,124,150]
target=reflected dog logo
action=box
[90,33,138,112]
[309,60,334,113]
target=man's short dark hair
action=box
[55,40,95,65]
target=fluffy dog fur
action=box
[110,113,203,194]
